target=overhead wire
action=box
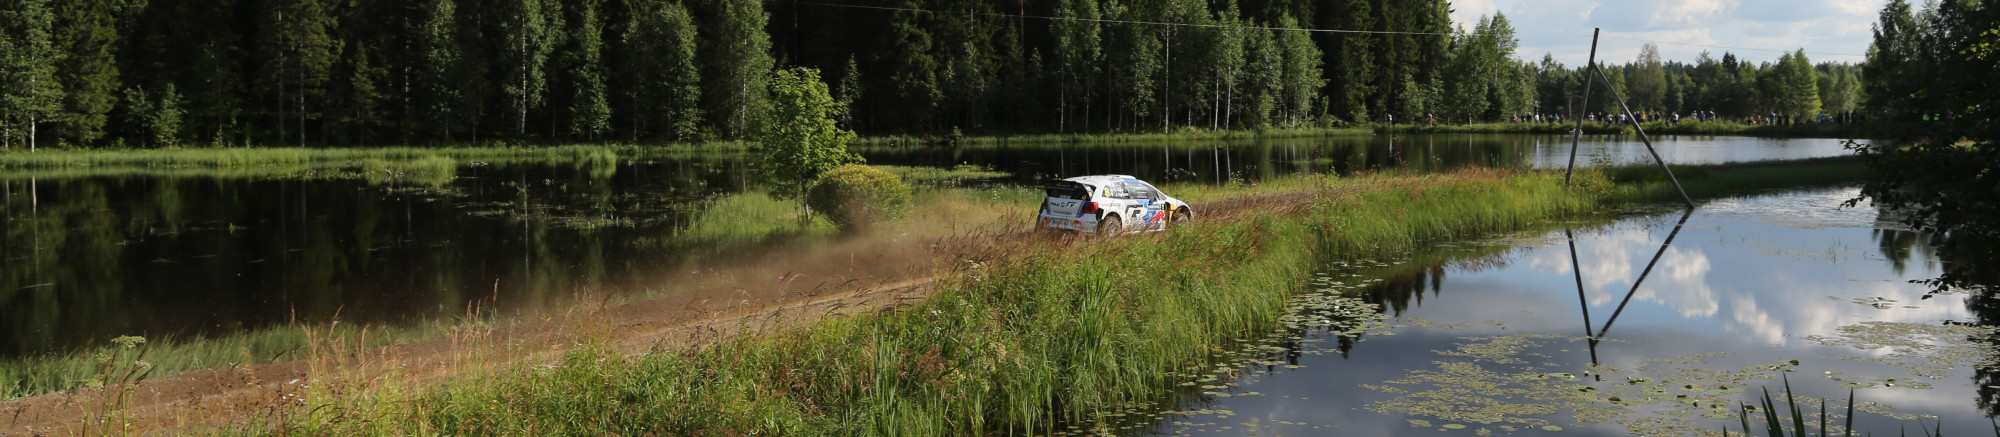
[1600,35,1866,58]
[776,0,1456,36]
[777,0,1866,60]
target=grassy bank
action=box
[1597,155,1872,202]
[188,159,1875,435]
[1386,121,1885,139]
[215,169,1595,435]
[0,179,1023,402]
[1389,122,1625,135]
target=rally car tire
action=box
[1098,215,1123,236]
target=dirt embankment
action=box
[0,194,1281,436]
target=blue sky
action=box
[1447,0,1880,66]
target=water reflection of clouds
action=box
[1168,187,1991,436]
[1526,223,1719,317]
[1515,190,1966,350]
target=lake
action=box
[1142,186,1995,436]
[0,134,1856,359]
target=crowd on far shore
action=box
[1397,110,1935,127]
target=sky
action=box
[1446,0,1883,67]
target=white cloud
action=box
[1469,0,1877,65]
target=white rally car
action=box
[1038,175,1194,234]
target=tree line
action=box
[0,0,1923,149]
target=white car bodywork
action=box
[1037,175,1194,234]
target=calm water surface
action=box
[1146,187,1994,436]
[0,134,1857,358]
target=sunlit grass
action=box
[676,191,837,247]
[875,164,1013,189]
[0,320,463,401]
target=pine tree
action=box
[415,0,473,141]
[620,0,702,142]
[0,0,64,151]
[331,42,389,145]
[1321,0,1374,122]
[1864,0,1920,118]
[562,2,611,140]
[835,55,861,128]
[260,0,342,147]
[1052,0,1101,132]
[1763,50,1821,119]
[1107,0,1162,131]
[52,0,125,145]
[1274,14,1321,126]
[1238,26,1282,128]
[879,2,938,132]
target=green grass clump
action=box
[676,191,835,247]
[875,164,1012,188]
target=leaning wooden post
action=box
[1565,29,1601,185]
[1590,63,1696,208]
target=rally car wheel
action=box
[1171,207,1191,227]
[1097,215,1123,235]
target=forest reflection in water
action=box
[0,134,1854,359]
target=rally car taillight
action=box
[1080,202,1100,216]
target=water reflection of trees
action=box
[1358,266,1449,317]
[1902,226,2000,418]
[0,157,754,358]
[1867,204,2000,418]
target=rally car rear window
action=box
[1046,181,1091,199]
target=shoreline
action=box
[0,157,1871,435]
[0,125,1885,172]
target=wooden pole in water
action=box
[1593,209,1693,342]
[1564,29,1601,185]
[1589,64,1695,208]
[1567,228,1593,340]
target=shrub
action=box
[806,164,913,232]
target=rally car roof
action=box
[1057,175,1141,186]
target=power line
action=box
[1600,35,1866,58]
[776,0,1456,36]
[778,0,1868,60]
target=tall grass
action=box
[1641,121,1883,138]
[674,191,836,247]
[1593,156,1873,203]
[226,169,1599,436]
[1392,122,1624,135]
[0,319,464,401]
